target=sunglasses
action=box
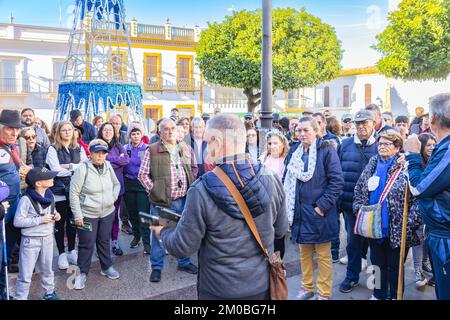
[343,119,352,124]
[24,135,37,141]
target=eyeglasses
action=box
[247,134,257,138]
[24,135,36,141]
[378,142,394,148]
[355,120,370,126]
[60,129,73,133]
[343,119,353,124]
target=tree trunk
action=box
[243,88,261,113]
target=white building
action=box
[1,18,449,127]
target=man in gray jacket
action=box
[152,114,288,300]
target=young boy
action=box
[13,168,61,300]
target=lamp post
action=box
[260,0,273,130]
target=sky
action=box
[0,0,402,69]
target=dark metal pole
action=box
[260,0,273,130]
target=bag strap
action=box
[0,144,21,170]
[214,167,270,260]
[379,167,402,204]
[24,194,42,215]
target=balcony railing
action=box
[144,77,200,91]
[0,78,30,94]
[172,27,194,41]
[137,24,165,38]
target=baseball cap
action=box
[272,113,280,121]
[26,168,58,187]
[354,110,375,122]
[89,143,109,154]
[70,109,83,123]
[341,113,353,122]
[245,112,254,119]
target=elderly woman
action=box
[353,129,422,300]
[21,127,47,169]
[123,123,150,254]
[70,139,121,290]
[46,121,87,270]
[283,117,344,300]
[260,131,289,178]
[97,123,130,256]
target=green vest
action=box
[148,141,194,208]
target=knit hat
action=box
[127,122,145,137]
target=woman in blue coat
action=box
[284,117,344,300]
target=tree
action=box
[374,0,450,81]
[196,8,343,112]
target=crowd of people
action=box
[0,93,449,300]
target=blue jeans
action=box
[150,197,191,271]
[331,213,341,260]
[428,237,450,300]
[344,211,369,282]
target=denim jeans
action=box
[150,197,191,271]
[344,211,369,282]
[331,213,341,260]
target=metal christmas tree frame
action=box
[55,0,143,123]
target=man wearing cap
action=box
[0,110,33,279]
[341,114,354,138]
[272,113,281,131]
[170,108,179,122]
[202,113,211,125]
[21,108,50,149]
[70,110,97,144]
[244,112,255,129]
[138,118,198,283]
[337,109,378,293]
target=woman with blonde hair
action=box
[259,131,289,178]
[46,121,88,270]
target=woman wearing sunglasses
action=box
[21,127,48,169]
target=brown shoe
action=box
[121,223,133,235]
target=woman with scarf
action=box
[283,117,344,300]
[97,122,130,256]
[353,129,422,300]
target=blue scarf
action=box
[26,188,55,209]
[369,155,396,241]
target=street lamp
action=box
[260,0,273,130]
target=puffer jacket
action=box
[284,140,344,244]
[337,133,378,214]
[353,154,422,249]
[160,155,288,299]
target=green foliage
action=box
[374,0,450,81]
[195,7,343,110]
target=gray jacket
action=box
[70,161,120,220]
[35,126,50,150]
[161,161,288,299]
[14,196,55,237]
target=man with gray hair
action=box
[190,117,209,176]
[405,93,450,300]
[138,118,198,283]
[151,114,288,300]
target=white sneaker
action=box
[415,270,428,289]
[67,250,78,265]
[339,256,348,265]
[361,258,368,271]
[58,253,69,270]
[369,295,379,300]
[100,267,120,280]
[74,273,87,290]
